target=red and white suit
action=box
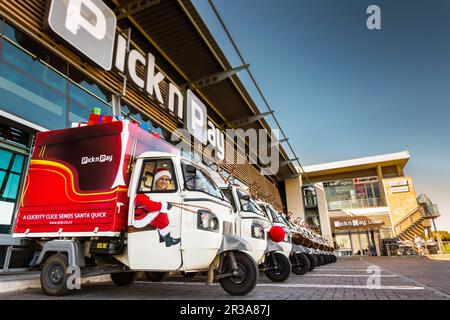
[133,193,170,236]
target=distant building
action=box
[285,151,441,256]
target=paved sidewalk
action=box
[0,256,449,299]
[0,271,111,294]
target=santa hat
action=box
[154,168,172,182]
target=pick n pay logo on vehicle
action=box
[45,0,117,70]
[81,155,113,165]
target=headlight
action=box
[251,224,265,240]
[197,210,219,233]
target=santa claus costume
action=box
[133,169,180,247]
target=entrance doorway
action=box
[334,230,377,256]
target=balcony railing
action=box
[417,194,440,218]
[327,197,386,211]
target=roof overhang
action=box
[301,151,410,177]
[109,0,297,179]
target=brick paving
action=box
[0,256,449,300]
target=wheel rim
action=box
[229,263,247,284]
[48,263,64,285]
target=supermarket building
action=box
[0,0,299,269]
[285,151,441,256]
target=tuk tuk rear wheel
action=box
[219,251,258,296]
[40,253,70,296]
[145,271,169,282]
[265,252,291,282]
[111,272,137,287]
[291,253,310,275]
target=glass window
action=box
[0,150,12,170]
[2,173,20,199]
[138,160,177,193]
[221,188,236,211]
[68,82,112,118]
[335,233,352,250]
[11,154,24,173]
[373,183,381,198]
[267,205,284,224]
[182,162,224,199]
[3,22,67,76]
[0,171,6,187]
[0,57,66,129]
[68,66,110,103]
[237,189,265,216]
[2,41,66,93]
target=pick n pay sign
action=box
[45,0,225,161]
[46,0,117,71]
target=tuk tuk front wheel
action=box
[291,253,310,275]
[111,272,137,287]
[145,271,169,282]
[219,251,258,296]
[316,254,324,266]
[265,252,291,282]
[306,254,316,271]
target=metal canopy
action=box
[111,0,297,178]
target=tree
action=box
[432,230,450,241]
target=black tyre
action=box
[316,254,324,266]
[306,254,316,271]
[40,253,71,296]
[332,255,337,263]
[264,252,291,282]
[291,253,310,275]
[145,271,169,282]
[111,272,137,287]
[325,255,331,264]
[219,251,259,296]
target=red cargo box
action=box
[13,120,178,238]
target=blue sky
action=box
[192,0,450,230]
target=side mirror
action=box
[241,194,250,201]
[186,164,197,174]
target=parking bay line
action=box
[313,269,374,272]
[139,281,424,290]
[303,274,398,277]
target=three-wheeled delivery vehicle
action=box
[13,120,259,296]
[221,185,292,282]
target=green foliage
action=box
[432,230,450,241]
[443,242,450,254]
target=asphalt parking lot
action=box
[1,256,449,300]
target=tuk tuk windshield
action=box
[181,162,225,201]
[236,189,265,216]
[281,215,295,229]
[267,205,285,224]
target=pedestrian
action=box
[414,235,423,255]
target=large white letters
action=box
[65,0,107,40]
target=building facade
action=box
[286,151,441,256]
[0,0,298,269]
